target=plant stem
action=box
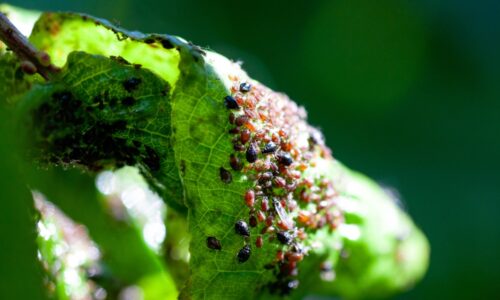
[0,12,59,80]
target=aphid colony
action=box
[213,75,344,294]
[34,73,162,174]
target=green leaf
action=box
[0,53,33,106]
[0,108,47,300]
[18,11,429,299]
[19,50,185,211]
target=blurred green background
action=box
[4,0,500,298]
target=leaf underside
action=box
[1,10,429,300]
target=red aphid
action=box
[256,236,263,248]
[235,115,249,126]
[286,252,304,262]
[265,215,274,227]
[276,250,284,261]
[274,176,286,188]
[245,190,255,207]
[240,129,251,144]
[261,197,269,211]
[257,210,266,222]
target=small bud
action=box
[20,61,37,75]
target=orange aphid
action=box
[277,220,292,231]
[245,122,256,132]
[298,164,308,171]
[298,210,312,224]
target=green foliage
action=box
[0,6,429,300]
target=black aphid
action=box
[224,95,239,110]
[235,220,250,236]
[262,142,278,154]
[276,231,292,245]
[229,154,243,171]
[123,77,142,92]
[249,215,257,227]
[219,167,232,184]
[239,82,252,93]
[276,151,293,166]
[246,144,258,163]
[237,245,251,263]
[206,237,222,250]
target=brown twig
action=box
[0,12,59,80]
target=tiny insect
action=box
[239,82,252,93]
[237,244,251,263]
[123,77,142,92]
[206,237,222,250]
[240,129,251,144]
[20,60,37,75]
[249,215,258,227]
[235,220,250,236]
[262,142,277,154]
[219,167,232,184]
[245,190,255,207]
[235,115,249,126]
[256,236,263,248]
[246,144,258,163]
[276,151,293,166]
[261,197,269,211]
[276,231,292,245]
[224,95,240,109]
[274,176,287,188]
[229,154,243,171]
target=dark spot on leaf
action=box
[143,146,160,172]
[180,160,186,176]
[52,91,72,102]
[122,96,135,106]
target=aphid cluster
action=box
[32,73,162,175]
[219,75,344,293]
